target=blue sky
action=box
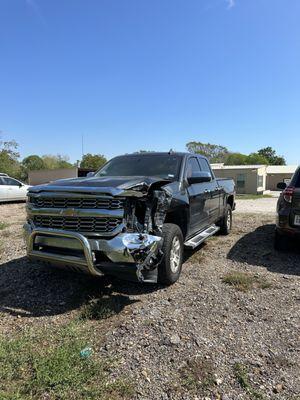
[0,0,299,164]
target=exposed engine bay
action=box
[114,179,173,281]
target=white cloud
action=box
[226,0,235,9]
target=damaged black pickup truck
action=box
[24,152,235,284]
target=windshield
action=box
[95,155,182,180]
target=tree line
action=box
[0,139,107,182]
[186,142,286,166]
[0,137,286,182]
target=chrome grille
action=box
[33,215,122,233]
[30,197,124,210]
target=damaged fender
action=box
[119,179,173,281]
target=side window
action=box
[198,158,212,175]
[3,178,20,186]
[0,178,4,185]
[186,157,201,178]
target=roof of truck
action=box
[118,152,203,158]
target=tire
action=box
[274,230,290,251]
[218,204,232,235]
[158,223,184,285]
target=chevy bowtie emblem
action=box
[60,208,76,217]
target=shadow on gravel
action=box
[0,257,161,318]
[228,224,300,276]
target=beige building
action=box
[212,164,267,194]
[211,164,298,194]
[28,167,95,186]
[266,165,297,191]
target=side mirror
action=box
[277,182,287,190]
[87,172,95,178]
[187,171,212,185]
[19,183,23,188]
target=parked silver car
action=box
[0,175,29,202]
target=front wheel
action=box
[158,223,184,285]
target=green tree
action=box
[42,154,73,169]
[22,155,45,171]
[186,141,229,162]
[247,152,268,165]
[257,147,286,165]
[0,139,21,178]
[80,153,107,170]
[225,153,249,165]
[21,155,46,181]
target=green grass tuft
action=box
[80,295,131,321]
[0,221,9,230]
[234,363,264,399]
[222,272,272,292]
[180,357,215,394]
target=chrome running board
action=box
[184,225,220,249]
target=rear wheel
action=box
[274,230,290,251]
[158,223,183,285]
[218,204,232,235]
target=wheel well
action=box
[164,208,188,239]
[227,195,234,209]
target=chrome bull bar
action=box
[26,227,102,276]
[24,224,163,280]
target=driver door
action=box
[186,157,210,236]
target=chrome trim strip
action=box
[28,186,125,196]
[28,192,120,199]
[27,204,124,218]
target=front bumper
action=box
[23,223,162,282]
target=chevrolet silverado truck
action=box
[24,152,235,284]
[275,166,300,250]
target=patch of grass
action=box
[0,324,134,400]
[234,363,264,399]
[222,272,272,292]
[180,357,215,394]
[0,221,9,230]
[236,194,273,200]
[80,294,132,321]
[1,230,11,238]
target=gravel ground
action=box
[235,198,278,214]
[0,201,299,399]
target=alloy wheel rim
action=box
[170,236,181,273]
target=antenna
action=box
[81,134,84,157]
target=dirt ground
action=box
[0,201,299,399]
[235,197,278,214]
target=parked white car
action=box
[0,176,29,202]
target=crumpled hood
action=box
[28,176,171,197]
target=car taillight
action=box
[283,187,295,203]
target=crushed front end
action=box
[24,179,172,283]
